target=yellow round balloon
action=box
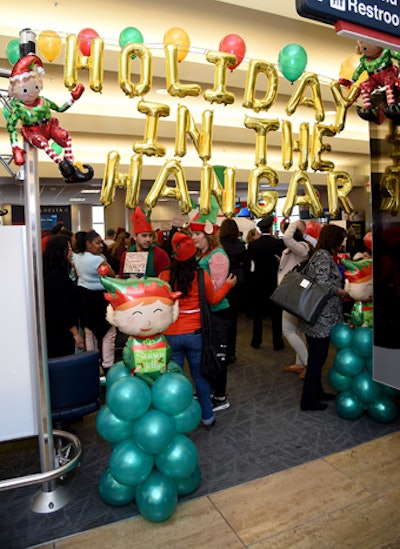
[339,54,368,84]
[38,30,62,62]
[163,27,190,62]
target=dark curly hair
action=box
[42,236,70,276]
[316,224,347,253]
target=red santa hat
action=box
[172,231,197,261]
[131,206,153,235]
[9,54,44,83]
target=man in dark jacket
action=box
[247,216,286,350]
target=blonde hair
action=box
[246,228,258,244]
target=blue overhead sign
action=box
[296,0,400,39]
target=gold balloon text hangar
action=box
[64,36,362,218]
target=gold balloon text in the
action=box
[64,36,361,217]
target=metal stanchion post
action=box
[15,28,70,513]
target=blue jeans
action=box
[166,332,215,425]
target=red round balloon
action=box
[219,34,246,70]
[78,28,99,56]
[363,231,372,251]
[305,221,321,240]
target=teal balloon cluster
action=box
[96,369,201,522]
[328,325,398,423]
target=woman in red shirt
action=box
[159,231,236,429]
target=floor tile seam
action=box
[206,494,247,548]
[243,489,386,548]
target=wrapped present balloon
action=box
[342,257,373,328]
[96,276,203,522]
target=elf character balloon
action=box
[101,276,181,383]
[97,276,203,522]
[4,54,94,183]
[339,41,400,123]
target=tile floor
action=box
[34,431,400,549]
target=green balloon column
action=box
[96,276,202,522]
[328,324,398,423]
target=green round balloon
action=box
[367,397,398,423]
[334,348,365,377]
[108,376,151,421]
[351,327,373,358]
[155,434,198,480]
[119,27,144,51]
[278,43,307,82]
[175,464,202,495]
[96,405,134,444]
[135,470,178,522]
[6,39,20,65]
[327,366,351,393]
[335,391,365,420]
[2,106,10,120]
[171,398,201,434]
[98,467,135,506]
[133,409,176,455]
[152,372,193,415]
[110,438,154,486]
[350,370,382,405]
[330,324,353,350]
[106,360,129,388]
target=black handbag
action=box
[270,262,330,324]
[197,268,223,382]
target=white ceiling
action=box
[0,0,371,208]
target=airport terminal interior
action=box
[1,0,400,547]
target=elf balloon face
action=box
[113,299,177,336]
[11,73,43,105]
[102,276,180,337]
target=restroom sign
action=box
[296,0,399,39]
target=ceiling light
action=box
[81,189,101,194]
[70,197,86,202]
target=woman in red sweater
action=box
[159,231,236,429]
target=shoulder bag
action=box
[270,259,330,324]
[197,268,223,382]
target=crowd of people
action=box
[41,209,371,425]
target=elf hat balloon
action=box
[101,276,180,310]
[9,54,44,83]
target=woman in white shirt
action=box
[277,221,313,378]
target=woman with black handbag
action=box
[159,232,236,429]
[300,224,348,411]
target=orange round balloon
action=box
[339,54,368,84]
[38,30,62,62]
[163,27,190,62]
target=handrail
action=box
[0,430,82,491]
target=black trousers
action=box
[211,308,232,398]
[252,296,283,349]
[301,335,330,406]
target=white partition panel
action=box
[0,226,38,441]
